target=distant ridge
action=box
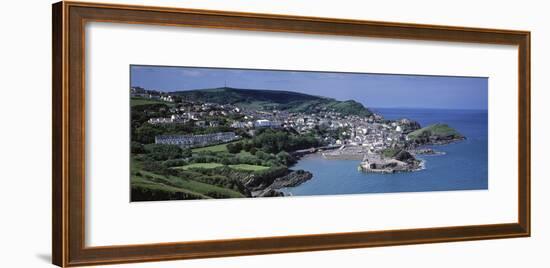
[170,87,372,117]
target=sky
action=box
[130,65,488,110]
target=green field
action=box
[131,166,245,200]
[174,162,268,172]
[191,140,248,153]
[174,163,225,170]
[191,143,231,153]
[130,97,173,107]
[228,164,269,171]
[131,175,210,199]
[237,150,253,157]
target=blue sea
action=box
[281,108,488,196]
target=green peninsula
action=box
[408,123,465,144]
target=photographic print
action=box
[130,65,488,202]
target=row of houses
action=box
[230,119,282,129]
[155,132,238,148]
[148,115,189,125]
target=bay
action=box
[281,108,488,196]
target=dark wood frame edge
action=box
[52,1,531,267]
[52,2,64,266]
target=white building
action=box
[148,115,188,125]
[155,132,238,148]
[231,121,248,128]
[254,119,281,128]
[160,95,174,102]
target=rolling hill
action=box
[170,87,373,117]
[407,123,465,144]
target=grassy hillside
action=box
[131,158,247,201]
[171,87,372,117]
[174,162,269,172]
[229,164,270,171]
[408,123,464,141]
[175,163,225,170]
[171,87,320,104]
[191,141,241,153]
[130,97,174,107]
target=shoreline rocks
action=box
[251,169,313,197]
[254,188,285,197]
[269,170,313,189]
[358,149,422,174]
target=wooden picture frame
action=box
[52,1,530,267]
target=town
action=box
[132,86,423,156]
[130,86,465,201]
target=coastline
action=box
[131,86,485,201]
[284,137,464,189]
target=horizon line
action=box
[371,106,488,111]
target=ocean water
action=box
[281,108,488,196]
